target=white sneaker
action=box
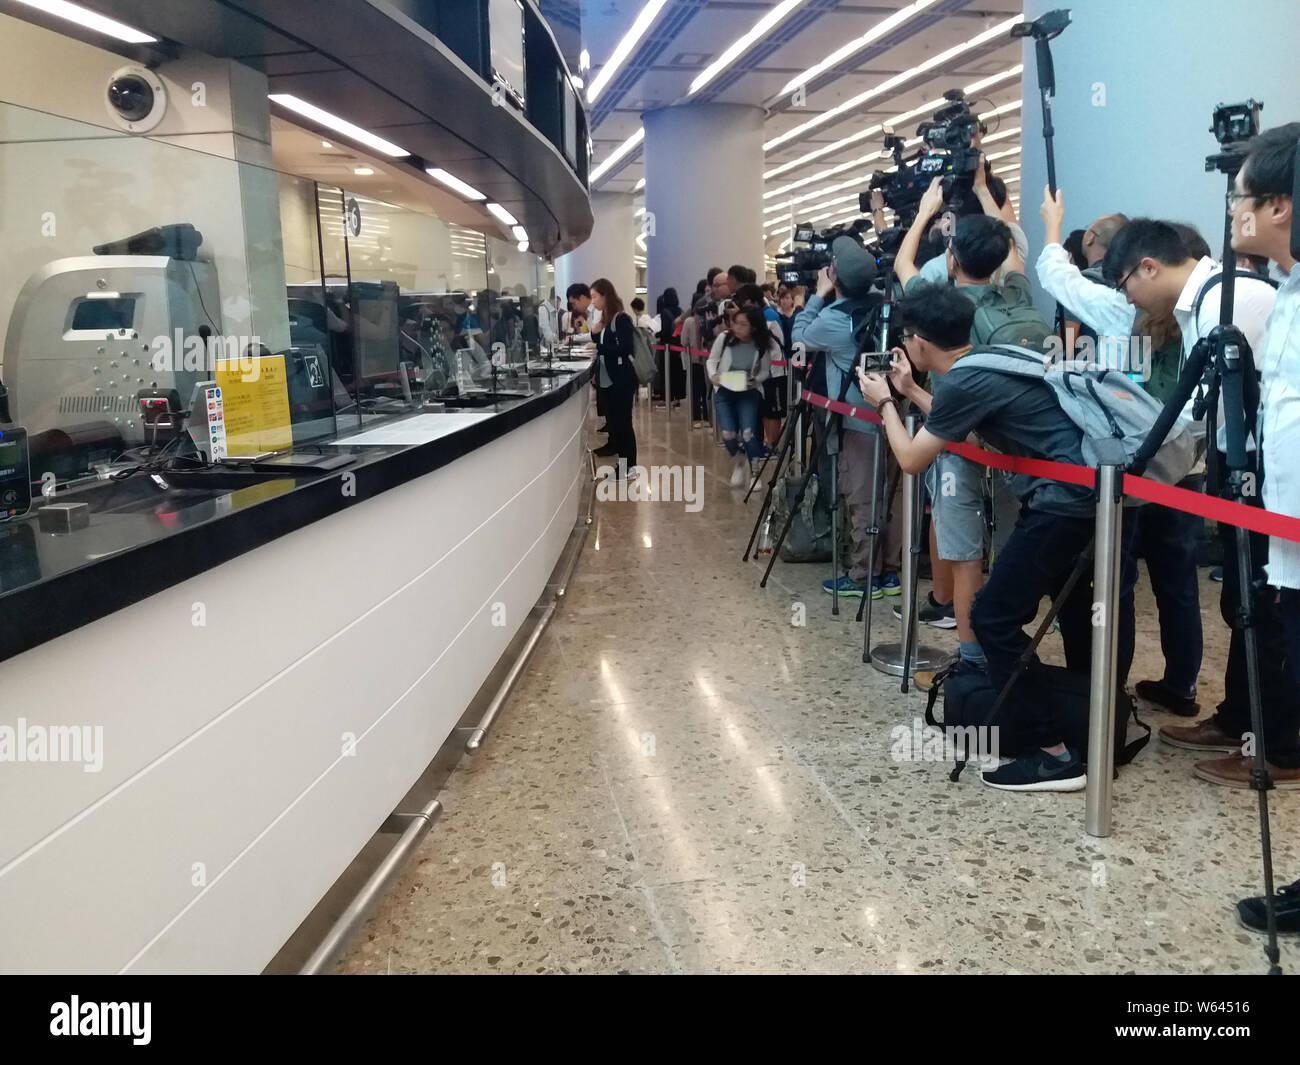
[729,457,748,486]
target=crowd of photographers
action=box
[798,117,1296,934]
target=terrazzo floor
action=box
[336,397,1299,975]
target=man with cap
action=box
[793,236,903,600]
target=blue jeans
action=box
[714,387,764,460]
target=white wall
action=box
[0,389,589,972]
[1018,0,1300,312]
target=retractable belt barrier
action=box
[799,388,1300,545]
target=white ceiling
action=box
[575,0,1027,229]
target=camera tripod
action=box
[1128,129,1284,975]
[743,349,852,611]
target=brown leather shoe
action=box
[1158,717,1240,753]
[1193,755,1300,790]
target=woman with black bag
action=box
[590,278,637,473]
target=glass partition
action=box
[0,97,562,488]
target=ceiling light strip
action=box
[776,0,942,99]
[12,0,155,43]
[689,0,809,97]
[586,0,671,104]
[589,126,645,185]
[269,94,409,157]
[764,66,1021,181]
[764,17,1021,152]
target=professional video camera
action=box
[862,89,985,231]
[774,219,871,287]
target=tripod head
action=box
[1206,99,1263,177]
[1010,8,1071,41]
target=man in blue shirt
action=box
[793,237,902,599]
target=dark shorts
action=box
[763,376,788,419]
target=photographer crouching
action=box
[856,284,1098,792]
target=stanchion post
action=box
[870,411,943,677]
[684,348,693,428]
[1085,456,1124,836]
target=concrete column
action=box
[1018,0,1300,315]
[643,103,765,306]
[554,190,635,303]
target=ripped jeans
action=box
[713,387,765,461]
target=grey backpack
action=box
[959,345,1198,487]
[630,326,658,384]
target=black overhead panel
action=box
[39,0,593,254]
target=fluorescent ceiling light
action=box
[511,225,528,243]
[321,141,332,148]
[13,0,156,43]
[571,76,584,90]
[353,167,374,176]
[579,48,591,73]
[690,0,808,97]
[777,0,940,98]
[992,163,1020,175]
[586,0,670,104]
[589,127,645,184]
[517,240,530,253]
[634,206,646,217]
[633,177,646,191]
[984,147,1020,163]
[485,202,519,226]
[764,66,1021,180]
[764,17,1020,151]
[426,167,487,201]
[269,94,409,157]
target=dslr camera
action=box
[862,89,984,232]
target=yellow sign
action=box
[215,354,293,455]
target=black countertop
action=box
[0,360,594,663]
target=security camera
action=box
[105,65,167,133]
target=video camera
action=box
[775,219,871,288]
[862,89,985,232]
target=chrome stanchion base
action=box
[868,641,944,678]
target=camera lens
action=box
[108,75,155,122]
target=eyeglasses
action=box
[1227,190,1274,211]
[901,330,919,342]
[1114,263,1140,294]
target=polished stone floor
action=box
[337,398,1299,974]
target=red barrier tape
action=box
[800,389,1300,544]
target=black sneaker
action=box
[1237,878,1300,935]
[1210,565,1224,582]
[1134,678,1200,717]
[892,592,957,629]
[981,748,1086,793]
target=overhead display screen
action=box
[489,0,526,106]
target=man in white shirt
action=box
[1221,120,1300,934]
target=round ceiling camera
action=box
[105,66,167,133]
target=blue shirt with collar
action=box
[792,293,876,434]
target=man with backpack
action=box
[858,282,1116,791]
[794,237,903,599]
[893,176,1052,671]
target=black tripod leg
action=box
[743,409,796,560]
[760,460,818,589]
[745,394,801,505]
[858,453,901,623]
